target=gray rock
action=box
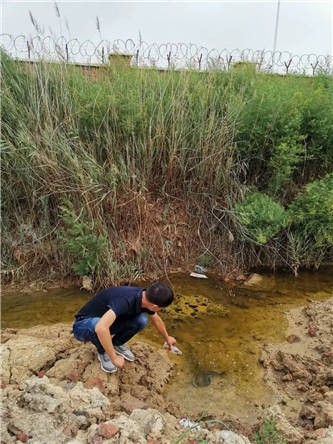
[130,408,166,438]
[219,430,251,444]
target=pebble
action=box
[308,328,317,336]
[314,428,325,438]
[68,370,79,382]
[17,432,28,443]
[282,373,293,382]
[319,385,329,393]
[287,334,301,343]
[99,424,119,438]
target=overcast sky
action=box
[2,1,332,55]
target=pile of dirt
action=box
[260,298,333,443]
[1,324,248,443]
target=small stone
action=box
[17,432,28,443]
[63,426,72,437]
[1,382,6,389]
[90,436,103,444]
[296,382,309,392]
[307,391,323,402]
[258,358,267,367]
[324,392,333,403]
[282,373,293,381]
[308,327,316,336]
[287,334,301,343]
[68,371,79,382]
[236,274,246,281]
[38,371,46,378]
[99,424,119,439]
[304,423,313,431]
[224,277,230,282]
[314,428,325,437]
[319,386,329,394]
[82,275,93,291]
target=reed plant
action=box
[1,52,332,285]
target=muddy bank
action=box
[1,298,332,443]
[261,298,333,443]
[1,324,248,444]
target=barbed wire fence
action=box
[1,33,332,76]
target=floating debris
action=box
[190,272,208,279]
[179,418,201,431]
[194,265,207,274]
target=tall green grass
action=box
[1,53,332,284]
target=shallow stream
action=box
[2,268,333,420]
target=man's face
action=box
[147,302,163,313]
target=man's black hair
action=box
[146,282,174,307]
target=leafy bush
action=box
[267,140,305,195]
[288,173,333,249]
[234,191,288,244]
[60,202,107,276]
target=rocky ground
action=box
[261,298,333,444]
[1,298,332,444]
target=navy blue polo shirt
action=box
[75,286,155,320]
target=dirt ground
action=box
[259,298,333,443]
[1,298,332,443]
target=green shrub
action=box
[2,53,332,280]
[288,173,333,249]
[234,191,288,244]
[59,202,107,276]
[267,140,305,195]
[253,416,287,444]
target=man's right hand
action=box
[112,355,125,368]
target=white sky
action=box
[1,1,332,55]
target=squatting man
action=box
[73,283,176,372]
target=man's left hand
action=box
[166,336,177,350]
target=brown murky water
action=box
[2,268,333,420]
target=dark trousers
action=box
[72,313,148,354]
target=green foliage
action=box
[234,192,288,244]
[268,140,305,195]
[289,173,333,249]
[1,52,333,280]
[198,254,215,268]
[59,202,107,276]
[234,76,333,191]
[252,416,287,444]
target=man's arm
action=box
[95,309,124,368]
[149,313,176,349]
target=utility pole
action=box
[273,0,281,53]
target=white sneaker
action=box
[97,352,117,373]
[114,344,135,361]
